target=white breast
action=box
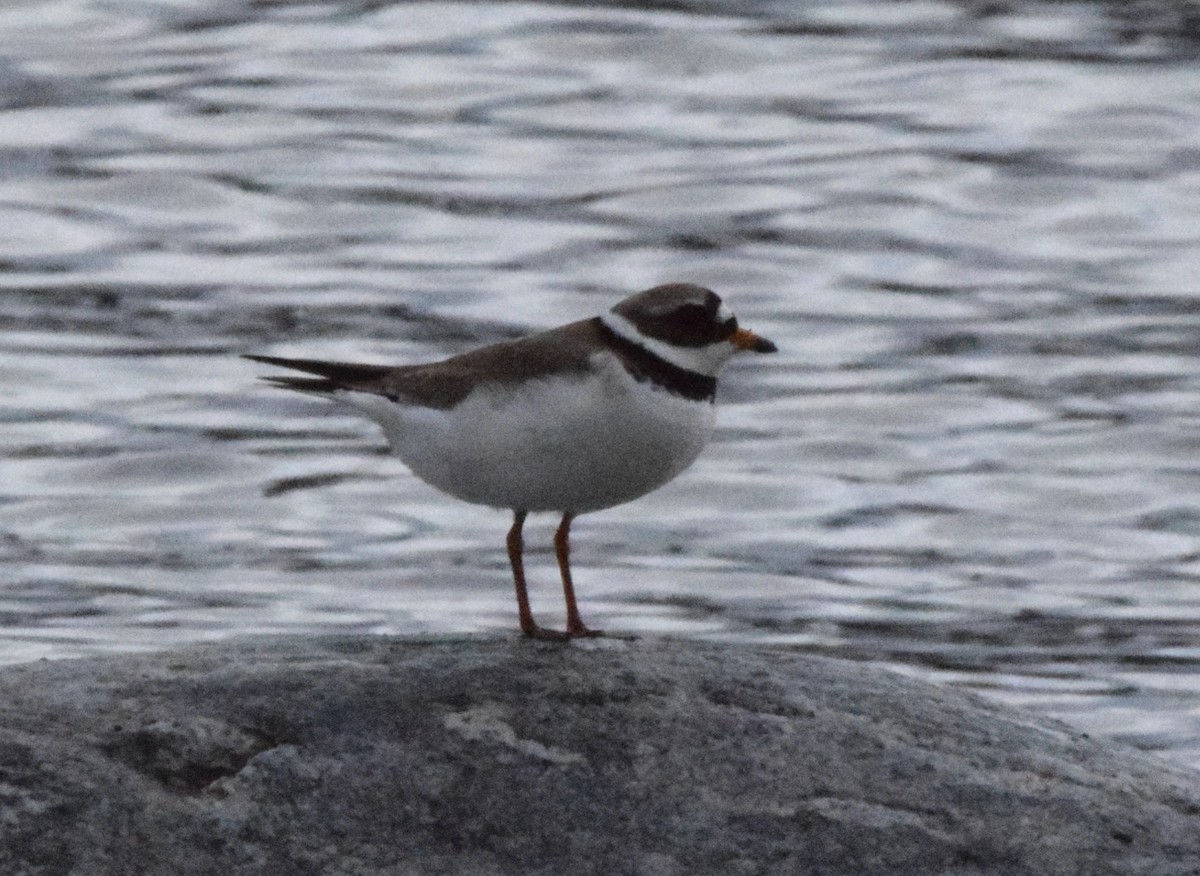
[340,353,716,513]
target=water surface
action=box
[3,0,1200,768]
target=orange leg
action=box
[555,513,603,637]
[507,511,567,640]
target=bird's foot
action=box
[520,622,619,640]
[566,622,606,638]
[521,623,572,641]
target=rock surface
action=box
[0,635,1198,875]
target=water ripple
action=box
[2,0,1200,769]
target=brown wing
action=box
[244,318,607,410]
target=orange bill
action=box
[731,328,778,354]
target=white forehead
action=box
[716,302,735,323]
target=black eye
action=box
[652,303,734,347]
[634,297,730,347]
[671,304,711,330]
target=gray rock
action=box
[0,636,1197,876]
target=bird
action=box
[245,283,777,639]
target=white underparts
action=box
[336,356,717,513]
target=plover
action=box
[246,283,776,639]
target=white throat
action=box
[599,311,736,377]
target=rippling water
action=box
[3,0,1200,767]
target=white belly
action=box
[341,358,716,513]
